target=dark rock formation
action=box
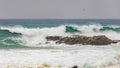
[72,65,78,68]
[46,35,119,45]
[112,40,120,43]
[46,36,61,41]
[85,35,113,45]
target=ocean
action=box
[0,19,120,68]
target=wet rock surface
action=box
[72,65,78,68]
[46,36,62,41]
[46,35,119,45]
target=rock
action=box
[45,42,50,44]
[72,65,78,68]
[46,35,118,45]
[85,35,113,45]
[112,40,120,43]
[56,37,80,45]
[46,36,62,41]
[56,36,89,45]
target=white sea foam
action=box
[0,45,120,68]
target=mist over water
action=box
[0,19,120,68]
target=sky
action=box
[0,0,120,19]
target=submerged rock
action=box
[112,40,120,43]
[46,35,118,45]
[72,65,78,68]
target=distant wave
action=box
[100,26,120,32]
[65,25,120,33]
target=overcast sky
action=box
[0,0,120,19]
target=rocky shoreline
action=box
[46,35,120,45]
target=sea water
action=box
[0,19,120,68]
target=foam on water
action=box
[0,44,120,68]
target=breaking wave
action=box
[0,24,120,46]
[100,26,120,32]
[0,30,21,37]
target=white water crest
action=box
[1,25,69,46]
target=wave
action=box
[66,25,120,33]
[0,24,120,47]
[2,37,23,45]
[65,26,80,33]
[100,26,120,32]
[0,29,21,37]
